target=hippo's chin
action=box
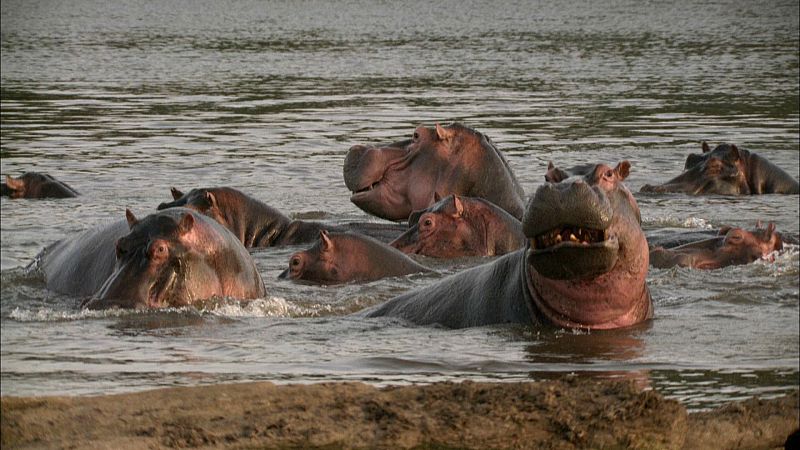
[526,236,619,280]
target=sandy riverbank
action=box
[2,377,797,449]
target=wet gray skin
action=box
[363,161,652,330]
[2,172,78,198]
[82,208,265,309]
[158,187,406,247]
[640,142,800,195]
[343,123,525,221]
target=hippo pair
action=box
[650,222,783,270]
[641,142,799,195]
[2,173,78,199]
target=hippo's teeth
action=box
[534,226,606,250]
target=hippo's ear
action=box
[170,187,183,200]
[702,141,711,153]
[178,213,195,235]
[729,144,743,160]
[453,195,464,216]
[614,161,631,181]
[547,161,555,170]
[435,123,454,141]
[408,209,424,226]
[717,225,732,236]
[319,230,333,252]
[5,175,24,191]
[125,209,139,229]
[433,191,442,203]
[204,191,217,208]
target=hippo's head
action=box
[2,172,77,199]
[84,208,264,309]
[343,123,525,221]
[390,194,479,258]
[390,194,522,258]
[523,161,652,329]
[713,222,783,267]
[280,230,349,284]
[157,187,229,227]
[643,142,751,195]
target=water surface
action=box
[2,0,798,411]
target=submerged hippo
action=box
[640,142,799,195]
[158,187,406,247]
[343,123,526,221]
[34,207,265,309]
[390,194,524,258]
[279,230,431,284]
[649,222,783,270]
[363,161,652,329]
[2,172,78,198]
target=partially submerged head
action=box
[84,208,264,309]
[524,161,651,329]
[158,187,231,229]
[2,172,78,198]
[390,194,523,258]
[343,123,525,221]
[281,230,428,284]
[705,222,783,269]
[642,142,751,195]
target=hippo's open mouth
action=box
[527,225,619,280]
[352,180,381,196]
[148,268,178,308]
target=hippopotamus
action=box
[343,123,526,221]
[544,161,596,183]
[157,187,406,247]
[649,222,783,270]
[389,194,524,258]
[640,142,799,195]
[363,160,653,329]
[279,230,432,284]
[33,207,265,309]
[1,172,78,198]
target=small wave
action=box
[643,216,714,229]
[8,306,151,322]
[206,297,307,318]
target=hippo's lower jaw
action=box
[527,230,619,280]
[148,268,179,308]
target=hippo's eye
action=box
[413,132,419,140]
[423,218,433,227]
[291,257,301,267]
[604,169,614,179]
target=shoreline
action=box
[2,377,797,449]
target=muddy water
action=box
[1,0,798,410]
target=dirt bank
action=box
[2,377,797,449]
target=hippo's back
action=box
[36,220,128,297]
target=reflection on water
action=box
[1,0,798,408]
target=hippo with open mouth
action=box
[363,161,652,330]
[343,123,526,221]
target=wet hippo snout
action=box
[523,180,612,238]
[343,145,372,191]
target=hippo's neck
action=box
[524,258,653,330]
[221,198,293,248]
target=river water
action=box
[1,0,798,411]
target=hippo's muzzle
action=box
[523,180,619,280]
